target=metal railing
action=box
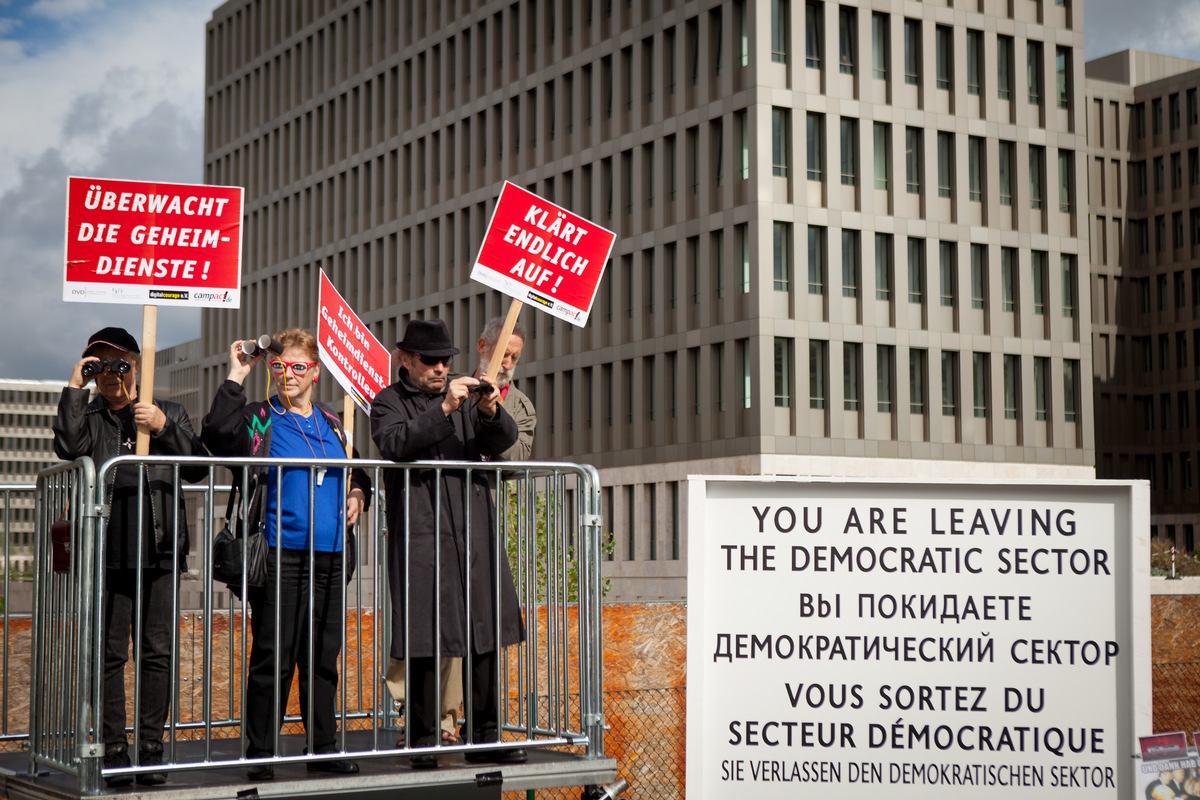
[21,455,606,793]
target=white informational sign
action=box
[685,477,1150,800]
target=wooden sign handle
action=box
[484,299,523,387]
[135,304,157,456]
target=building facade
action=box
[196,0,1094,601]
[1087,50,1200,551]
[0,379,67,575]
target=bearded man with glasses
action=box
[370,318,526,769]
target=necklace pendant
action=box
[316,467,326,486]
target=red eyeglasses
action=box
[269,359,317,376]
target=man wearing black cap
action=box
[370,318,527,768]
[52,327,206,786]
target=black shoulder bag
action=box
[212,473,267,599]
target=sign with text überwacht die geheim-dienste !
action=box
[64,176,243,308]
[685,477,1150,800]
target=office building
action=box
[0,379,67,575]
[1087,50,1200,550]
[197,0,1093,601]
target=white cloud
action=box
[0,0,214,379]
[1085,0,1200,61]
[29,0,106,22]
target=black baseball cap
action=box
[83,327,140,357]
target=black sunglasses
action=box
[418,354,452,367]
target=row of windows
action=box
[778,111,1076,211]
[601,482,682,564]
[777,340,1081,424]
[774,226,1078,315]
[1132,90,1200,148]
[777,2,1074,111]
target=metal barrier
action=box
[22,455,606,794]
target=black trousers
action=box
[102,568,175,746]
[244,549,345,756]
[408,649,501,746]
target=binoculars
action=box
[81,358,132,378]
[240,335,284,357]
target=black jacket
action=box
[200,379,373,549]
[369,370,524,659]
[53,387,206,570]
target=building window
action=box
[804,0,822,69]
[936,131,954,199]
[1027,40,1043,106]
[1000,247,1017,313]
[968,137,984,202]
[905,127,922,194]
[997,35,1014,100]
[998,140,1015,206]
[840,117,858,185]
[938,241,957,308]
[737,223,750,294]
[941,350,959,416]
[909,348,928,415]
[907,237,925,304]
[1058,150,1074,213]
[806,111,824,181]
[875,232,894,301]
[877,345,895,412]
[966,29,982,95]
[1063,359,1080,423]
[739,338,752,408]
[1055,46,1071,109]
[1061,254,1077,318]
[773,221,792,291]
[774,337,794,407]
[970,244,987,310]
[838,6,856,75]
[903,18,920,86]
[842,229,861,298]
[1034,356,1049,421]
[737,110,749,180]
[1029,144,1045,210]
[1003,354,1020,420]
[934,25,952,90]
[844,342,862,411]
[1173,153,1184,190]
[773,107,791,177]
[1171,93,1182,132]
[807,225,826,295]
[772,0,790,64]
[972,352,990,418]
[871,12,889,80]
[809,339,828,409]
[873,121,891,190]
[1032,251,1047,315]
[1153,97,1163,135]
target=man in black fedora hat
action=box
[370,318,527,768]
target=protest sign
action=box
[317,269,390,415]
[471,181,614,327]
[686,476,1151,799]
[64,176,243,308]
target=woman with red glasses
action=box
[201,328,371,780]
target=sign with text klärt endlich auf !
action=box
[471,181,615,327]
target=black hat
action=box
[396,319,460,358]
[83,326,140,357]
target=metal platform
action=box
[0,732,618,800]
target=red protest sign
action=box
[64,176,243,308]
[317,269,391,414]
[471,181,615,327]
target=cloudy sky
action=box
[1,0,1199,380]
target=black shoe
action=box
[307,758,360,774]
[464,746,527,764]
[409,753,439,769]
[246,763,275,781]
[103,743,133,788]
[136,741,167,785]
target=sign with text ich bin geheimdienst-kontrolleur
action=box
[471,181,615,327]
[64,176,244,308]
[317,269,390,415]
[685,476,1152,800]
